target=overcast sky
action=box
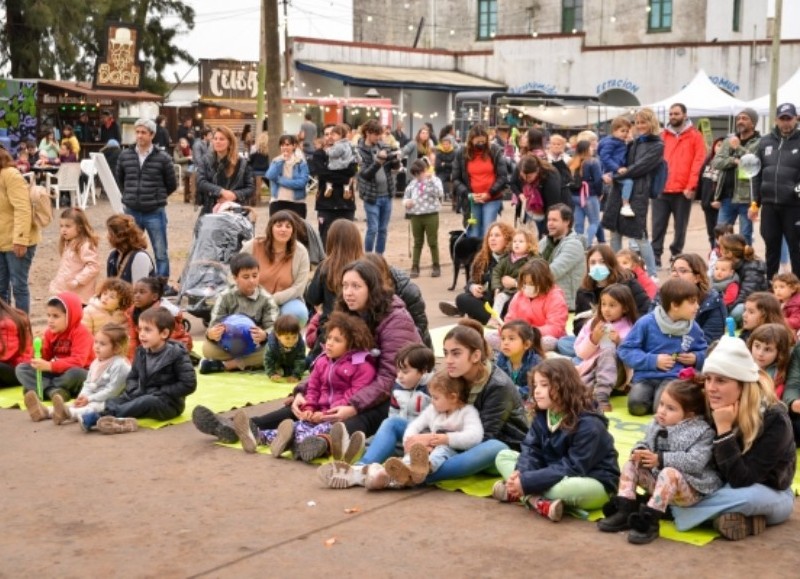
[163,0,353,82]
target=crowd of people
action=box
[0,102,798,544]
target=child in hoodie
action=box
[17,292,94,401]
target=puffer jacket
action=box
[634,416,721,496]
[505,286,569,339]
[196,153,255,214]
[516,410,620,495]
[452,142,508,206]
[662,122,706,192]
[117,147,177,213]
[49,240,100,303]
[390,266,433,349]
[754,127,800,207]
[711,132,761,204]
[731,257,768,308]
[389,372,431,420]
[357,139,400,203]
[470,364,529,450]
[434,145,456,183]
[302,350,377,412]
[0,317,32,366]
[125,340,197,415]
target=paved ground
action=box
[2,192,797,577]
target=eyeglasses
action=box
[671,268,693,275]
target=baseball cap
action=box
[776,103,797,119]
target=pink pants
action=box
[618,460,701,512]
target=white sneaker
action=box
[620,205,635,217]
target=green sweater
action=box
[208,286,280,334]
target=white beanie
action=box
[702,336,759,382]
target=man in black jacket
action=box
[117,118,177,282]
[751,103,800,278]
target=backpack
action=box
[29,183,53,228]
[650,159,669,199]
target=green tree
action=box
[1,0,195,95]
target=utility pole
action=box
[266,0,284,160]
[768,0,783,126]
[283,0,292,90]
[255,0,267,139]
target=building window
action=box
[477,0,497,40]
[562,0,583,33]
[732,0,741,32]
[648,0,672,32]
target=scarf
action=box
[278,152,301,198]
[88,355,116,384]
[711,272,739,294]
[653,305,692,337]
[547,409,564,432]
[523,181,544,215]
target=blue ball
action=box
[218,314,258,357]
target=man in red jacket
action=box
[651,103,706,268]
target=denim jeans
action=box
[424,438,507,483]
[469,199,503,239]
[125,207,170,278]
[0,245,36,313]
[609,231,657,277]
[716,199,753,246]
[672,484,795,531]
[364,195,392,254]
[627,377,670,416]
[572,195,600,247]
[359,415,407,464]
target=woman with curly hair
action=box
[105,214,154,284]
[439,221,515,324]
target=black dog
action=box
[448,230,482,291]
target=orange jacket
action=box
[662,124,706,193]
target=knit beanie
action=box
[702,336,759,382]
[739,108,759,126]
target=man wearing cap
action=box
[750,103,800,278]
[711,108,761,246]
[651,103,707,268]
[116,119,177,282]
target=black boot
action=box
[627,505,663,544]
[597,496,638,533]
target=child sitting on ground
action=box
[199,253,279,374]
[0,297,31,387]
[18,292,94,402]
[492,358,620,522]
[490,228,538,316]
[25,323,130,425]
[264,314,307,382]
[747,323,794,399]
[598,117,635,217]
[495,320,543,404]
[78,307,197,434]
[234,312,376,462]
[707,223,734,277]
[324,124,356,199]
[711,258,740,311]
[772,272,800,334]
[574,284,638,412]
[126,277,192,362]
[616,248,657,300]
[49,208,100,304]
[740,292,788,343]
[379,370,483,487]
[597,375,721,544]
[82,278,133,334]
[618,278,708,416]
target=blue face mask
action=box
[589,264,610,282]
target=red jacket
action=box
[505,286,569,339]
[662,124,706,193]
[125,300,193,361]
[0,317,32,366]
[782,293,800,332]
[632,266,658,300]
[42,292,94,373]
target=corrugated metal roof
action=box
[21,78,162,101]
[296,61,505,92]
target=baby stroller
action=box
[175,205,255,328]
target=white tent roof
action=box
[645,70,748,117]
[518,105,630,128]
[746,67,800,115]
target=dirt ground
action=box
[2,189,798,577]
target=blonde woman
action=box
[671,337,795,540]
[196,126,254,215]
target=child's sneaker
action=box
[198,359,225,374]
[78,411,101,432]
[329,422,349,461]
[270,419,296,459]
[296,435,330,463]
[51,394,72,425]
[97,416,139,434]
[24,390,50,422]
[364,463,390,490]
[232,410,259,453]
[492,480,521,503]
[318,461,364,489]
[191,405,238,443]
[342,431,365,464]
[595,393,613,413]
[383,457,413,486]
[531,497,563,522]
[620,204,635,217]
[407,443,430,484]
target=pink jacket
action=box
[505,286,568,338]
[632,266,657,300]
[783,293,800,332]
[49,240,100,303]
[575,317,634,376]
[302,350,377,412]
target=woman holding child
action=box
[671,337,795,540]
[193,259,421,458]
[241,210,310,325]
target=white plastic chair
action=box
[79,159,98,209]
[45,163,82,211]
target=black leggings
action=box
[252,399,390,438]
[0,362,20,387]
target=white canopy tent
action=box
[645,70,748,117]
[746,67,800,115]
[517,105,630,128]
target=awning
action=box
[296,60,505,92]
[28,79,162,102]
[199,99,257,114]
